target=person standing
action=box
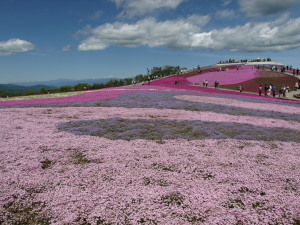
[286,86,290,97]
[259,85,262,96]
[272,85,276,97]
[295,82,299,91]
[264,84,268,96]
[278,87,282,97]
[238,86,243,92]
[283,86,286,97]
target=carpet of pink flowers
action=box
[0,84,300,224]
[186,66,259,85]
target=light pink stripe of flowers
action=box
[175,95,300,114]
[4,106,298,131]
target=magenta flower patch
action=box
[186,66,260,85]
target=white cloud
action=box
[91,10,103,20]
[222,0,232,6]
[78,14,300,52]
[205,16,300,52]
[62,44,71,52]
[109,0,186,18]
[0,38,35,56]
[78,15,210,51]
[216,9,237,19]
[239,0,300,17]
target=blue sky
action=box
[1,0,300,83]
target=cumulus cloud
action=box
[78,15,210,51]
[239,0,300,17]
[109,0,186,18]
[205,16,300,52]
[78,14,300,52]
[0,38,35,56]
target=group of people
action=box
[258,84,292,98]
[201,80,220,88]
[277,66,300,75]
[218,57,272,64]
[203,80,209,87]
[293,69,300,75]
[259,84,277,97]
[258,81,300,98]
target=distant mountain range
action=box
[0,78,119,94]
[0,84,55,94]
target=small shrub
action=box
[41,159,52,169]
[73,152,90,165]
[161,192,184,206]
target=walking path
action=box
[284,74,300,101]
[280,89,300,101]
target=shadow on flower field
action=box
[58,117,300,143]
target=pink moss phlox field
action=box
[1,79,300,107]
[186,66,260,85]
[1,93,300,224]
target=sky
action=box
[1,0,300,83]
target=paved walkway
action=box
[283,89,300,101]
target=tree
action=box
[59,86,73,92]
[23,90,36,95]
[123,78,133,85]
[74,83,91,91]
[134,74,146,83]
[92,83,105,90]
[39,88,48,94]
[0,90,7,98]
